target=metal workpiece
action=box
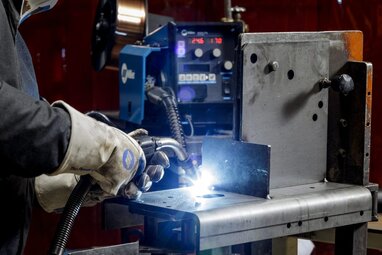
[67,241,139,255]
[102,31,375,254]
[202,137,270,198]
[239,37,330,189]
[238,31,372,192]
[239,31,363,76]
[128,183,373,253]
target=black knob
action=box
[320,74,354,95]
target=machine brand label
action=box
[121,63,135,84]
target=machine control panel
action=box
[170,23,242,103]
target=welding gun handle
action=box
[135,136,194,174]
[134,135,156,160]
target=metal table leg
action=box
[335,223,368,255]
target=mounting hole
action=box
[310,186,315,189]
[318,101,324,108]
[162,201,167,204]
[250,53,258,64]
[198,194,225,199]
[368,91,371,96]
[366,153,369,157]
[298,221,303,226]
[168,196,174,199]
[360,211,364,216]
[312,114,318,121]
[324,216,329,222]
[287,223,291,228]
[366,122,370,127]
[287,70,294,80]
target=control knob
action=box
[194,48,203,58]
[223,60,233,71]
[212,48,222,58]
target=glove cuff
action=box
[50,101,144,195]
[35,174,78,213]
[50,100,113,176]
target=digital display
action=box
[210,37,223,44]
[191,38,205,44]
[183,64,210,72]
[189,37,223,45]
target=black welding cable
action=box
[48,175,94,255]
[49,112,111,255]
[146,86,187,149]
[162,95,187,149]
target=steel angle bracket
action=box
[128,182,373,254]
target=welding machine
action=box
[118,22,243,137]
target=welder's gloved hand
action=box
[35,146,169,213]
[49,101,145,196]
[35,174,109,213]
[122,130,170,199]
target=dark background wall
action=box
[20,0,381,254]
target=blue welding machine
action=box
[119,22,243,134]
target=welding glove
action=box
[35,174,95,213]
[35,148,169,213]
[35,101,169,213]
[49,100,145,195]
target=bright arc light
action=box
[189,169,215,197]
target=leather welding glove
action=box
[48,101,144,195]
[121,129,169,198]
[35,153,168,213]
[35,149,169,213]
[35,174,93,213]
[35,101,169,212]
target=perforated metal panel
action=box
[240,37,330,188]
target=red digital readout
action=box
[191,37,205,44]
[209,37,223,44]
[191,37,223,45]
[214,37,223,44]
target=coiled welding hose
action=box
[146,86,187,149]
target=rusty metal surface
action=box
[342,31,363,61]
